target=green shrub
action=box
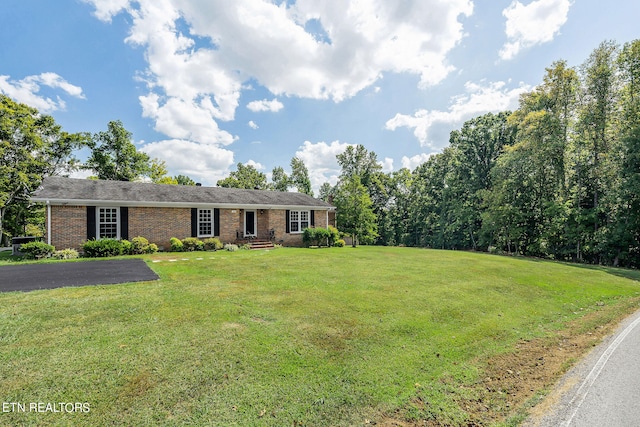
[203,237,223,251]
[181,237,204,251]
[328,226,340,247]
[121,239,133,255]
[334,239,346,248]
[147,243,159,254]
[82,239,123,257]
[170,237,184,252]
[52,248,79,260]
[131,236,154,254]
[303,227,332,247]
[19,241,55,259]
[224,243,239,252]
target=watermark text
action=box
[2,402,90,413]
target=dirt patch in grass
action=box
[377,298,640,426]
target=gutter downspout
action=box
[46,201,51,246]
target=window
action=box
[198,209,213,237]
[289,210,310,234]
[97,207,119,239]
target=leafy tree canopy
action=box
[334,175,378,247]
[175,174,196,186]
[290,157,313,196]
[85,120,152,181]
[0,95,88,244]
[217,162,268,189]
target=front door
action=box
[244,210,256,237]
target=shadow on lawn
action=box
[486,251,640,283]
[569,263,640,282]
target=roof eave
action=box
[31,197,335,211]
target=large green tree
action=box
[333,175,377,247]
[217,162,268,189]
[0,95,87,244]
[270,166,289,192]
[85,120,152,181]
[571,41,620,262]
[290,157,313,196]
[318,182,334,202]
[482,63,579,257]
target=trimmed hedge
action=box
[53,248,80,259]
[130,236,158,254]
[82,239,124,257]
[82,237,158,257]
[181,237,204,252]
[203,237,224,251]
[170,237,184,252]
[19,241,55,259]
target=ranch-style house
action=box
[31,177,336,250]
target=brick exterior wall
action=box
[48,205,86,250]
[257,210,270,239]
[328,211,336,228]
[48,204,334,250]
[128,207,191,250]
[218,208,240,243]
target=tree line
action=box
[320,40,640,267]
[2,38,639,267]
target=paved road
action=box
[524,309,640,427]
[0,259,159,292]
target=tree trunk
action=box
[0,206,6,247]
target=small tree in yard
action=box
[334,175,377,247]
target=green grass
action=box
[1,247,639,426]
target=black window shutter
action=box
[310,210,315,227]
[191,208,198,237]
[285,210,290,233]
[87,206,96,240]
[214,208,220,236]
[120,207,129,240]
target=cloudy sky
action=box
[2,0,638,190]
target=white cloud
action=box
[379,157,394,173]
[248,120,259,129]
[500,0,572,60]
[295,140,352,191]
[0,73,85,113]
[140,93,237,145]
[141,139,235,185]
[385,80,531,147]
[247,98,284,113]
[401,153,435,170]
[82,0,474,148]
[246,159,265,170]
[81,0,130,22]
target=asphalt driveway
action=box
[0,259,159,292]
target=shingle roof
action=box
[32,177,334,210]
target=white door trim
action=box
[244,210,257,237]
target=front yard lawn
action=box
[1,247,639,426]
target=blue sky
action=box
[1,0,639,191]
